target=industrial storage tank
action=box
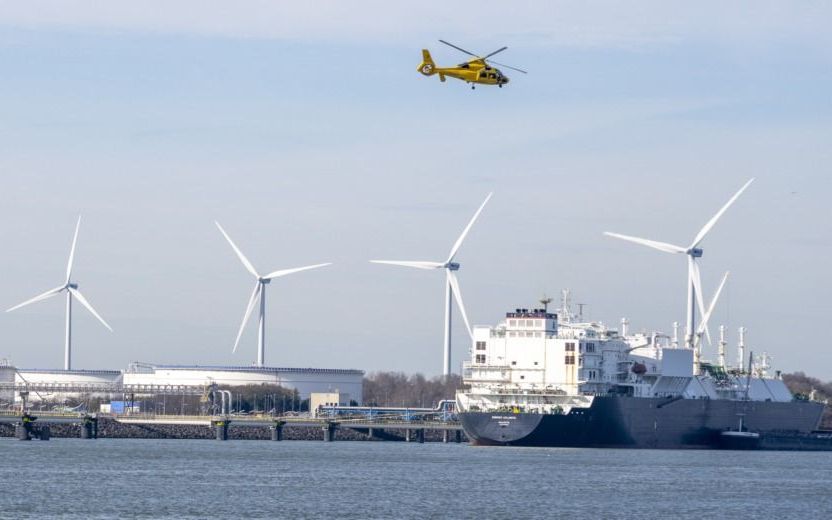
[14,368,123,403]
[0,359,16,405]
[122,363,364,404]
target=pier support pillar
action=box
[442,430,450,443]
[322,423,336,442]
[406,429,424,443]
[80,416,98,439]
[15,423,31,441]
[270,422,284,441]
[455,430,462,443]
[367,427,383,440]
[213,420,229,441]
[38,425,51,441]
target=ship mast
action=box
[737,326,747,372]
[718,325,727,369]
[559,289,573,323]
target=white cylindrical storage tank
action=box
[0,359,15,404]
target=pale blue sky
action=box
[0,2,830,377]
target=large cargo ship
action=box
[456,298,827,449]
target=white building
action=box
[122,363,364,403]
[6,362,364,405]
[13,368,123,403]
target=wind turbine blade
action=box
[65,215,81,284]
[446,192,493,263]
[604,232,687,254]
[695,272,730,347]
[447,271,473,340]
[215,221,259,278]
[690,178,755,249]
[369,260,444,270]
[233,282,261,354]
[67,287,112,331]
[6,285,65,312]
[689,259,711,344]
[264,263,332,280]
[697,272,730,336]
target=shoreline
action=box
[0,418,467,442]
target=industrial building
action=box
[0,360,15,404]
[16,368,122,387]
[11,368,123,404]
[2,360,364,405]
[122,363,364,403]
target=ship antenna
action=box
[577,303,586,323]
[539,294,553,313]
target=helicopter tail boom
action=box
[418,49,436,75]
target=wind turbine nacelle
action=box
[689,248,703,258]
[258,278,272,284]
[68,283,79,290]
[446,262,461,271]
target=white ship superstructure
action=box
[457,300,792,415]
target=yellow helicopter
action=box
[418,40,527,89]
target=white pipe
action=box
[738,327,747,371]
[672,321,679,348]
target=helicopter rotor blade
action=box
[487,60,528,74]
[482,47,508,60]
[438,40,479,58]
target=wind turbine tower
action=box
[6,216,112,370]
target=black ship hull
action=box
[460,396,825,449]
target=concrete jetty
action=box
[0,411,467,443]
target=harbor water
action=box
[1,439,831,519]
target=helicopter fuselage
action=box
[430,61,509,86]
[418,51,509,87]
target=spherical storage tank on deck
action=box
[122,364,364,404]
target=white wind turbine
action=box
[215,222,331,367]
[6,216,112,370]
[604,178,753,353]
[371,193,492,377]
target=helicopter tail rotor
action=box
[418,49,436,75]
